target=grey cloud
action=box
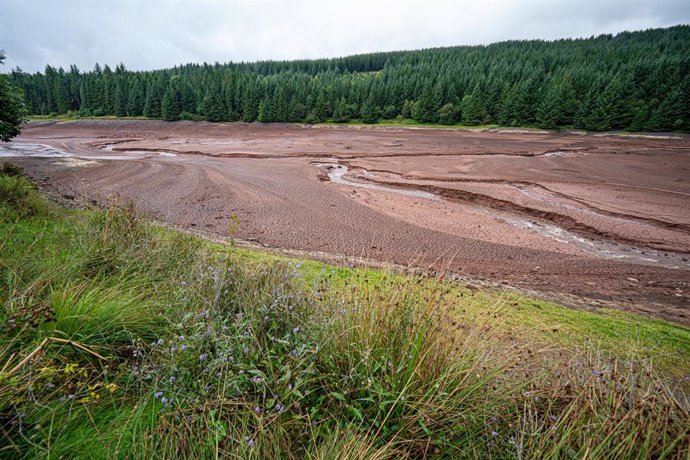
[1,0,689,73]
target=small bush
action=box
[180,111,205,121]
[1,162,24,176]
[0,172,51,216]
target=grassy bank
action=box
[26,114,500,131]
[1,164,688,458]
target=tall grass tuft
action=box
[0,171,688,458]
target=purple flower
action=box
[154,391,163,399]
[244,347,249,354]
[255,406,262,414]
[549,414,557,422]
[156,339,164,346]
[292,327,300,334]
[491,431,498,438]
[291,349,298,357]
[247,438,254,448]
[181,281,187,286]
[180,345,188,351]
[178,335,185,341]
[161,397,168,404]
[169,376,176,384]
[199,353,208,361]
[287,383,293,390]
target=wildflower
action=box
[244,347,249,354]
[246,437,255,448]
[291,349,298,357]
[68,394,76,400]
[204,384,212,392]
[181,281,186,286]
[186,415,192,423]
[156,339,164,346]
[255,406,262,414]
[275,403,284,412]
[491,431,498,438]
[287,383,293,390]
[292,327,300,334]
[178,335,185,341]
[180,345,188,351]
[154,391,163,399]
[169,376,176,384]
[161,397,168,404]
[45,382,55,389]
[549,414,557,422]
[199,353,208,361]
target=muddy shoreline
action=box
[3,120,689,324]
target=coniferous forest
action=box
[7,26,690,131]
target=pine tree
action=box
[332,97,349,122]
[536,86,561,129]
[161,78,184,121]
[412,82,442,123]
[460,85,486,126]
[360,96,380,123]
[127,79,145,116]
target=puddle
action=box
[0,143,72,158]
[101,144,178,157]
[502,217,688,269]
[317,163,437,200]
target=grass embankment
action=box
[1,163,688,458]
[26,114,499,131]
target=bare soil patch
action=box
[6,120,690,324]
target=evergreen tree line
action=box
[7,26,690,132]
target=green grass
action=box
[320,118,501,130]
[27,113,501,131]
[28,114,150,122]
[0,167,688,458]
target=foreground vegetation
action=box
[1,164,688,458]
[9,26,690,132]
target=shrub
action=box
[0,172,51,216]
[0,161,23,176]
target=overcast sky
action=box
[2,0,689,73]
